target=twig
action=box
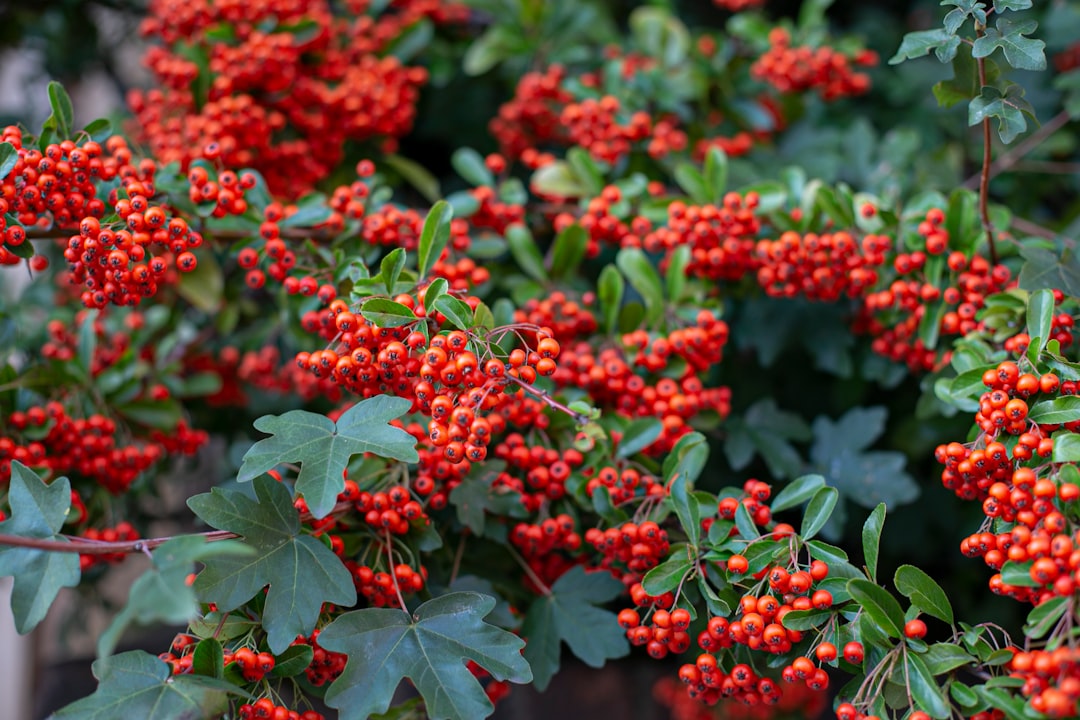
[506,544,552,597]
[449,530,468,586]
[974,21,998,265]
[962,110,1072,189]
[385,530,409,613]
[502,373,590,425]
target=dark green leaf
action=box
[521,567,628,691]
[116,399,182,430]
[279,194,333,228]
[47,81,74,138]
[669,473,701,548]
[191,638,224,679]
[847,578,905,638]
[361,298,418,328]
[950,681,980,708]
[270,644,315,678]
[968,85,1029,144]
[1024,595,1068,638]
[187,476,357,653]
[906,651,951,718]
[98,536,252,657]
[801,487,839,540]
[971,18,1046,71]
[1000,560,1038,587]
[236,396,418,518]
[894,565,954,624]
[734,500,758,542]
[771,474,826,513]
[1052,431,1080,463]
[616,248,663,327]
[862,503,886,582]
[451,148,494,187]
[617,418,664,458]
[417,201,453,281]
[1028,396,1080,425]
[0,461,80,633]
[598,264,624,334]
[1018,246,1080,297]
[549,224,588,280]
[463,25,521,76]
[52,651,233,719]
[674,163,709,204]
[0,142,17,181]
[923,643,975,675]
[566,148,604,196]
[703,147,728,203]
[320,592,532,720]
[433,295,475,331]
[381,249,407,296]
[1026,288,1055,354]
[781,608,833,631]
[383,154,440,203]
[449,462,523,536]
[641,552,693,597]
[506,223,549,283]
[890,29,961,64]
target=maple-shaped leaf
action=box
[0,460,80,633]
[50,650,236,720]
[187,476,357,653]
[521,565,629,691]
[448,461,527,536]
[98,535,254,657]
[318,592,532,720]
[237,395,419,518]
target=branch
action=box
[502,373,590,425]
[963,110,1072,189]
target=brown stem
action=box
[974,23,998,266]
[962,110,1072,189]
[385,530,409,614]
[502,373,590,425]
[507,544,552,597]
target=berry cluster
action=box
[237,700,323,720]
[751,29,875,100]
[586,520,670,585]
[292,631,347,687]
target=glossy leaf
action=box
[0,142,16,180]
[617,418,664,458]
[237,396,418,518]
[417,201,453,281]
[616,248,664,327]
[771,474,826,513]
[381,249,407,296]
[598,264,624,334]
[800,487,838,540]
[862,503,886,582]
[1028,396,1080,425]
[1024,595,1068,638]
[641,552,693,597]
[319,592,532,720]
[187,476,358,652]
[549,224,588,280]
[433,295,475,331]
[0,461,80,633]
[906,651,951,719]
[1026,288,1055,354]
[521,567,629,691]
[894,564,954,624]
[846,578,905,638]
[505,223,549,282]
[361,298,418,328]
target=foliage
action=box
[0,1,1078,720]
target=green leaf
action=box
[862,503,886,582]
[383,154,441,203]
[724,399,811,479]
[968,85,1029,144]
[810,408,918,509]
[950,681,980,708]
[187,476,357,653]
[270,644,315,678]
[52,651,234,720]
[894,565,954,624]
[923,643,975,675]
[505,223,548,283]
[549,224,588,280]
[598,264,624,334]
[771,474,826,513]
[521,567,629,691]
[531,160,591,199]
[81,118,113,143]
[1024,596,1068,638]
[449,462,523,536]
[1018,246,1080,297]
[381,248,407,296]
[1028,396,1080,425]
[971,18,1046,71]
[617,418,664,458]
[780,608,833,631]
[451,148,494,187]
[463,25,521,76]
[1000,560,1039,587]
[191,638,224,679]
[97,536,253,658]
[666,245,691,303]
[1026,288,1055,354]
[0,142,17,181]
[641,552,693,597]
[0,461,80,633]
[616,248,664,327]
[629,6,690,67]
[734,500,758,542]
[236,396,418,518]
[669,473,701,548]
[703,147,728,202]
[47,81,75,138]
[361,298,418,328]
[319,592,532,720]
[801,487,839,540]
[890,29,961,64]
[847,578,905,638]
[433,295,476,331]
[906,651,952,719]
[674,163,709,204]
[280,193,333,228]
[566,148,604,195]
[1052,431,1080,463]
[417,201,453,281]
[116,399,182,430]
[177,249,224,312]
